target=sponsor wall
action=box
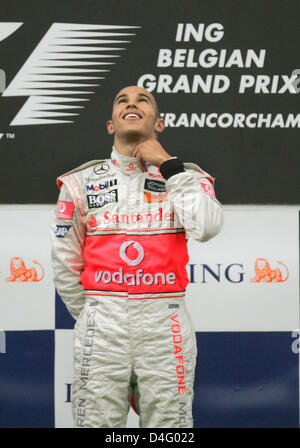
[0,0,299,428]
[0,205,298,428]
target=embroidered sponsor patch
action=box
[55,225,71,238]
[147,171,163,178]
[126,162,136,171]
[200,182,216,198]
[144,178,167,193]
[87,189,118,208]
[87,215,100,228]
[94,163,110,175]
[86,179,117,191]
[144,192,168,203]
[57,201,74,220]
[111,157,120,168]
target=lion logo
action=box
[6,257,45,282]
[251,258,289,283]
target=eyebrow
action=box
[115,93,152,103]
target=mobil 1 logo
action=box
[87,189,118,209]
[86,179,117,192]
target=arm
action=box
[132,139,223,242]
[50,184,86,320]
[160,158,223,242]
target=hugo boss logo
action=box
[87,189,118,208]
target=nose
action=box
[126,98,138,108]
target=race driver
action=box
[50,85,223,428]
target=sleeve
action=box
[160,158,223,242]
[50,184,86,320]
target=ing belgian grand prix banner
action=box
[0,0,299,204]
[0,0,299,429]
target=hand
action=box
[132,140,172,172]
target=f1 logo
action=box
[0,22,140,126]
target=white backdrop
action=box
[0,205,299,427]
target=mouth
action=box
[122,112,142,120]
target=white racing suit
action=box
[50,146,223,428]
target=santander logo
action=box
[87,215,100,228]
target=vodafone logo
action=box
[200,182,216,198]
[58,202,66,213]
[204,184,213,194]
[120,241,144,267]
[94,240,176,287]
[126,162,136,171]
[57,201,74,220]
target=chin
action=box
[123,130,145,141]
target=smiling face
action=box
[107,86,164,143]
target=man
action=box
[50,85,223,428]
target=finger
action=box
[135,151,147,172]
[133,145,147,171]
[132,144,142,158]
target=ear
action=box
[154,118,165,134]
[107,120,114,135]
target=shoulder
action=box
[57,159,110,189]
[183,162,215,186]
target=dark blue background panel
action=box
[0,331,55,428]
[193,332,299,428]
[55,290,75,330]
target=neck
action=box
[113,142,137,157]
[113,134,156,157]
